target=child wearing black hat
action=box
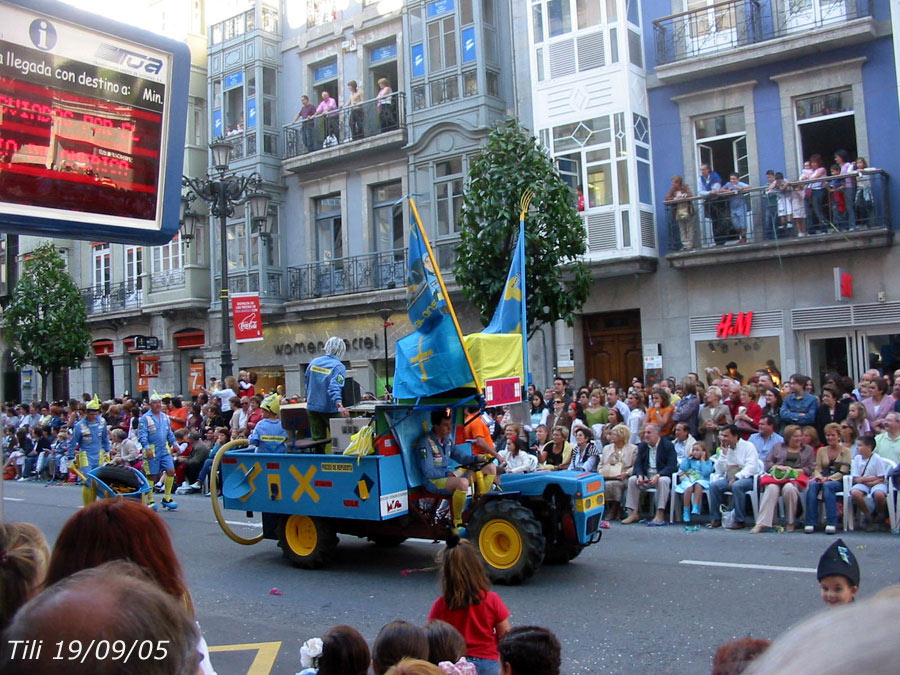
[817,538,860,606]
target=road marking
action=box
[208,641,281,675]
[3,497,24,502]
[680,559,816,574]
[224,520,262,528]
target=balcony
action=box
[215,270,285,299]
[663,170,891,268]
[282,93,407,174]
[81,281,142,317]
[149,269,185,293]
[210,4,279,46]
[653,0,875,82]
[285,242,460,303]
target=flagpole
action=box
[407,197,483,394]
[518,190,533,399]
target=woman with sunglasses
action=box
[804,422,851,534]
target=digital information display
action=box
[0,0,189,245]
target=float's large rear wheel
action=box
[278,515,338,569]
[468,500,545,585]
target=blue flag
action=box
[484,231,525,334]
[393,314,473,398]
[406,221,446,333]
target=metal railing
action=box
[286,241,460,301]
[654,0,872,65]
[663,169,889,253]
[214,270,284,298]
[149,269,185,293]
[81,281,142,316]
[283,92,405,160]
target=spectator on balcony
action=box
[697,164,729,246]
[347,80,364,140]
[316,90,339,144]
[665,175,695,250]
[852,157,875,226]
[766,172,793,239]
[806,154,828,234]
[576,184,585,211]
[763,169,778,238]
[792,160,813,236]
[721,172,751,243]
[376,77,396,130]
[292,94,318,151]
[834,150,856,230]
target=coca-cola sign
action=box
[232,292,264,343]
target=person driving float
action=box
[138,391,179,511]
[68,394,110,506]
[249,393,287,453]
[417,409,496,534]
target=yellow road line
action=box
[208,641,281,675]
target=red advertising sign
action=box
[137,356,159,392]
[232,292,263,343]
[715,312,753,339]
[484,377,522,407]
[188,363,205,396]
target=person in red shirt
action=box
[428,537,510,675]
[166,396,188,432]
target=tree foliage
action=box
[454,118,591,337]
[1,241,91,400]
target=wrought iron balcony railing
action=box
[654,0,872,65]
[81,281,142,316]
[283,92,405,160]
[663,169,889,254]
[286,242,460,302]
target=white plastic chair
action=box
[844,458,896,531]
[669,481,711,522]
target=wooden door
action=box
[583,311,643,386]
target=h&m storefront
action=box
[688,310,785,384]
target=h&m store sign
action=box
[716,312,753,339]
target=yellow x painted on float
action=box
[290,465,320,502]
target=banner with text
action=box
[232,292,263,343]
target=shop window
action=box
[696,336,782,384]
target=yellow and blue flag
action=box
[393,316,472,398]
[406,220,446,333]
[483,230,525,335]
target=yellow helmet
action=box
[86,394,101,411]
[261,393,280,415]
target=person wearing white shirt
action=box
[849,434,890,531]
[707,425,762,529]
[499,424,537,474]
[606,387,630,422]
[672,422,697,463]
[625,392,645,445]
[748,415,784,463]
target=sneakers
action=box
[161,498,179,510]
[189,481,202,490]
[691,503,700,515]
[682,507,691,523]
[804,525,815,534]
[825,525,837,535]
[148,501,158,511]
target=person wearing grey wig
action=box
[304,336,350,450]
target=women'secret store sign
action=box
[232,292,263,343]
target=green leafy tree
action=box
[454,118,590,337]
[1,241,91,401]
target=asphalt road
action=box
[4,481,899,674]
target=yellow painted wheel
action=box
[284,515,318,557]
[278,515,338,569]
[479,521,523,570]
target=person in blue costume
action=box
[138,391,178,510]
[249,394,287,453]
[68,395,110,506]
[305,336,350,452]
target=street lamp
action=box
[182,140,270,380]
[377,307,393,395]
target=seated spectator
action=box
[698,386,732,452]
[373,621,430,675]
[625,392,645,444]
[425,620,476,675]
[298,625,370,675]
[568,427,600,473]
[733,385,763,438]
[564,402,589,445]
[804,423,851,534]
[780,374,818,427]
[863,377,894,432]
[622,424,677,525]
[760,386,783,432]
[0,522,50,631]
[840,418,860,457]
[428,537,510,675]
[674,442,713,523]
[815,385,848,441]
[708,425,762,530]
[386,660,443,675]
[748,415,783,464]
[498,626,562,675]
[751,425,815,534]
[109,428,141,466]
[499,424,537,474]
[528,424,549,457]
[599,423,638,521]
[874,411,900,464]
[539,425,572,469]
[672,422,697,463]
[846,400,871,435]
[801,425,821,450]
[849,434,890,531]
[582,388,608,437]
[672,376,700,438]
[0,561,201,675]
[599,407,624,445]
[644,389,674,437]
